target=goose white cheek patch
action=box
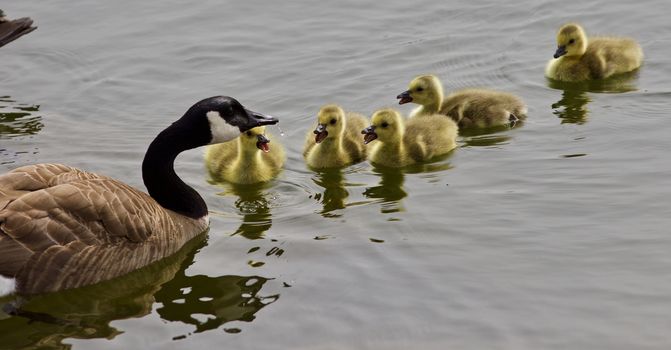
[207,111,240,144]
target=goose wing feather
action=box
[0,163,204,293]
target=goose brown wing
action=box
[0,164,201,293]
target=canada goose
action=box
[0,10,36,48]
[205,126,285,184]
[397,75,527,129]
[0,96,278,295]
[303,104,367,169]
[361,108,457,167]
[545,23,643,81]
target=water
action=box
[1,0,670,349]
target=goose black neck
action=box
[142,122,209,219]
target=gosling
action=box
[303,104,368,169]
[398,75,527,129]
[362,108,457,168]
[545,23,643,81]
[205,126,285,184]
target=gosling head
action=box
[553,23,588,59]
[362,108,403,144]
[178,96,278,146]
[240,126,271,153]
[314,104,346,144]
[397,75,443,107]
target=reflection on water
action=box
[0,234,279,349]
[0,96,43,138]
[213,182,275,240]
[363,167,407,214]
[154,268,277,338]
[311,169,348,216]
[547,71,639,124]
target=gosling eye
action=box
[330,118,337,125]
[381,122,389,128]
[568,39,575,44]
[246,131,253,137]
[416,87,424,92]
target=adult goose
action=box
[0,9,37,48]
[0,96,278,295]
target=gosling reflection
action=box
[0,96,43,138]
[363,167,407,214]
[547,71,639,124]
[0,235,280,348]
[224,183,274,240]
[311,169,348,216]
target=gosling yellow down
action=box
[362,108,457,168]
[545,23,643,82]
[205,126,285,184]
[398,75,527,129]
[303,104,367,169]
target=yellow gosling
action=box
[362,108,457,168]
[205,126,284,184]
[303,104,368,169]
[545,23,643,81]
[398,75,527,128]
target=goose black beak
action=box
[256,134,270,153]
[553,45,567,59]
[397,90,413,104]
[242,109,278,132]
[362,125,378,144]
[314,123,328,143]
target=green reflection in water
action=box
[0,96,43,138]
[311,169,349,216]
[547,70,639,124]
[214,182,274,240]
[363,167,407,214]
[0,234,279,349]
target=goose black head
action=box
[180,96,278,145]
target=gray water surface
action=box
[1,0,670,349]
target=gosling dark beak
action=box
[241,108,278,132]
[397,90,413,105]
[256,134,270,153]
[553,45,567,59]
[314,123,328,143]
[361,125,378,144]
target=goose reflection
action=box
[311,169,349,216]
[363,167,407,214]
[547,71,639,124]
[0,235,279,349]
[217,183,274,240]
[0,97,43,138]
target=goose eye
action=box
[568,39,575,44]
[381,122,389,128]
[416,87,424,92]
[246,131,253,136]
[330,118,336,125]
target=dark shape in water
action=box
[0,10,37,48]
[0,96,43,139]
[312,169,349,216]
[0,234,280,348]
[363,167,407,214]
[547,70,639,124]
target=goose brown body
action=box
[0,164,206,294]
[0,96,278,294]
